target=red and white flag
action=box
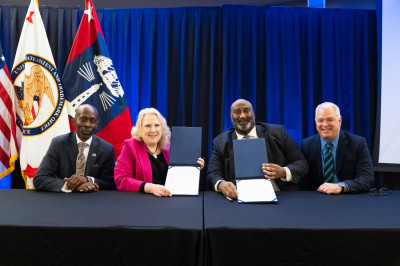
[62,0,133,158]
[11,0,70,188]
[0,44,18,179]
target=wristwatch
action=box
[87,176,95,183]
[338,182,346,193]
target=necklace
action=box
[146,144,158,159]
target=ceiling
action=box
[2,0,308,9]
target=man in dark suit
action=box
[300,102,374,194]
[207,99,309,199]
[34,104,115,192]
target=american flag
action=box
[0,43,18,179]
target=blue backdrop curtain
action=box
[0,4,377,189]
[222,6,377,145]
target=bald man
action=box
[34,104,115,192]
[207,99,309,199]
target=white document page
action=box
[236,179,278,203]
[164,166,200,195]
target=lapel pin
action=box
[92,153,96,157]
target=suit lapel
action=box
[86,135,98,176]
[311,135,324,183]
[335,131,346,175]
[137,141,153,182]
[68,132,79,173]
[256,125,272,162]
[228,130,237,179]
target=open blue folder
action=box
[165,127,202,195]
[233,138,277,203]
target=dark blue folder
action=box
[233,138,269,179]
[169,126,202,166]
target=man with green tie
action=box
[300,102,374,194]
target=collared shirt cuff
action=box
[61,182,72,193]
[87,176,95,183]
[280,167,292,182]
[214,180,222,192]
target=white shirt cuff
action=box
[280,167,293,182]
[214,180,222,192]
[61,182,72,193]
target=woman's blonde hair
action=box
[131,108,171,150]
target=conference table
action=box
[204,191,400,266]
[0,190,203,265]
[1,189,400,265]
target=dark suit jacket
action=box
[207,123,309,191]
[33,132,116,192]
[299,131,374,192]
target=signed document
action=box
[165,166,200,195]
[233,138,277,203]
[236,179,278,203]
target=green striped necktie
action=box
[323,142,334,183]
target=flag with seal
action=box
[11,0,70,189]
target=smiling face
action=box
[230,99,255,136]
[73,105,98,142]
[315,106,342,142]
[141,114,162,147]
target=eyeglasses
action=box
[369,188,391,196]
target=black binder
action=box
[169,126,202,166]
[233,138,268,179]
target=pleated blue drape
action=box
[221,6,377,145]
[0,5,377,189]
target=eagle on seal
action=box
[20,65,55,125]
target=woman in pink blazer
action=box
[114,108,204,197]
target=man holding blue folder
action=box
[207,99,309,199]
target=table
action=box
[0,190,203,266]
[204,191,400,266]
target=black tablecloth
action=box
[3,189,400,265]
[0,190,203,266]
[204,191,400,266]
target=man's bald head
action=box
[73,104,99,141]
[230,99,255,135]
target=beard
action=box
[234,118,255,133]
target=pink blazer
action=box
[114,139,170,191]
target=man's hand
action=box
[144,183,172,197]
[262,163,286,179]
[218,181,239,199]
[64,174,87,190]
[76,182,99,193]
[197,158,205,170]
[317,183,341,194]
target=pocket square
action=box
[92,153,96,157]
